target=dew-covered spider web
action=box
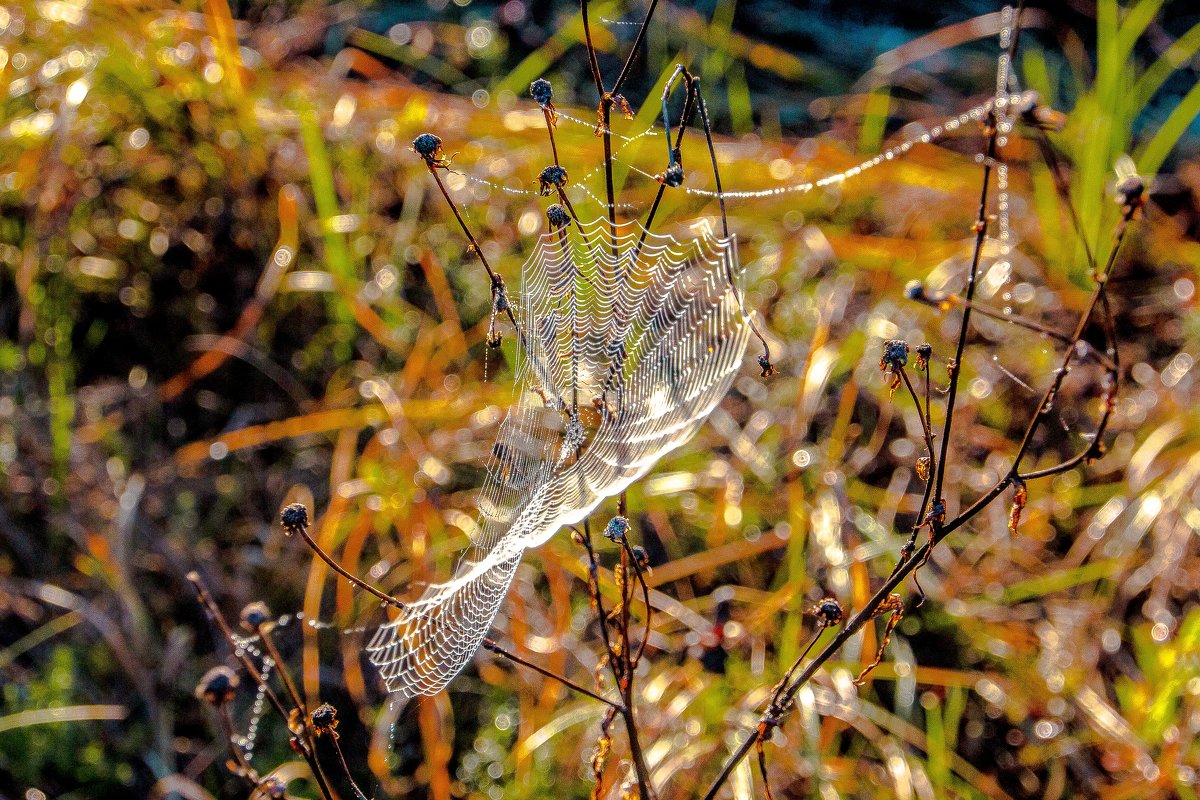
[366,217,754,697]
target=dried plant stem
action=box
[481,639,622,709]
[542,108,560,165]
[610,0,660,97]
[932,111,1000,505]
[257,625,308,721]
[708,624,827,800]
[286,517,403,610]
[578,521,656,799]
[325,734,369,800]
[704,40,1143,794]
[1009,209,1132,476]
[702,203,1137,799]
[188,572,339,800]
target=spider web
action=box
[366,217,754,697]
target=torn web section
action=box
[367,219,753,699]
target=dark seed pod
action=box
[915,343,933,370]
[631,545,650,570]
[904,280,927,301]
[310,703,339,737]
[412,132,442,157]
[529,78,554,107]
[195,665,240,706]
[812,597,844,627]
[757,353,777,378]
[280,503,308,533]
[537,165,568,196]
[240,601,272,632]
[880,340,910,372]
[546,203,571,230]
[603,515,630,542]
[658,163,685,187]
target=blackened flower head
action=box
[195,665,239,706]
[924,498,947,528]
[310,703,339,738]
[491,273,509,312]
[657,163,685,188]
[603,515,630,542]
[412,133,451,168]
[758,353,777,378]
[880,340,910,373]
[631,545,650,570]
[914,343,932,370]
[530,78,554,107]
[280,503,308,533]
[546,203,571,230]
[538,165,568,196]
[1115,174,1145,210]
[240,601,272,632]
[812,597,844,627]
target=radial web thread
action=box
[366,217,754,697]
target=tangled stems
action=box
[188,572,340,800]
[700,168,1142,800]
[576,520,657,799]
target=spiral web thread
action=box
[366,217,753,697]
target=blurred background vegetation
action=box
[1,0,1199,798]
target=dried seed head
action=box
[195,665,239,706]
[657,162,685,187]
[412,132,442,157]
[812,597,844,627]
[603,515,630,542]
[915,343,933,370]
[412,133,451,169]
[529,78,554,107]
[487,330,503,348]
[537,165,568,196]
[310,703,339,737]
[240,601,272,632]
[881,340,910,372]
[904,280,928,301]
[546,203,571,230]
[280,502,308,533]
[758,353,777,378]
[631,545,650,570]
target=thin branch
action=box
[932,109,1000,504]
[611,0,661,96]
